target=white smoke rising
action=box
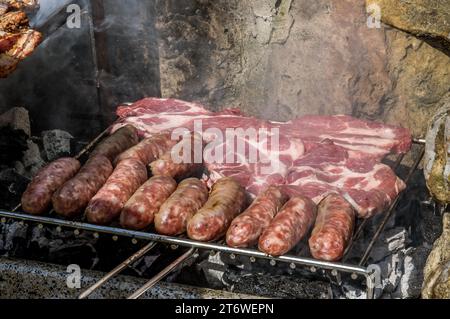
[30,0,73,28]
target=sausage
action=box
[86,158,147,225]
[52,155,113,218]
[187,177,247,242]
[150,132,203,179]
[120,176,177,230]
[115,133,177,166]
[90,125,139,162]
[155,178,209,236]
[258,195,317,256]
[308,194,355,261]
[226,185,288,248]
[21,158,81,215]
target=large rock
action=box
[422,213,450,299]
[366,0,450,50]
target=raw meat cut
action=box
[111,98,411,216]
[284,141,406,218]
[113,98,306,195]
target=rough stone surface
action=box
[21,139,45,177]
[0,257,259,299]
[156,0,450,139]
[366,0,450,51]
[0,107,31,136]
[41,129,73,161]
[422,213,450,299]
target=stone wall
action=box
[157,0,450,138]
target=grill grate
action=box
[0,130,426,299]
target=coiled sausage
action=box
[21,158,81,215]
[308,194,355,261]
[52,155,113,218]
[187,177,247,242]
[258,195,317,256]
[90,125,139,162]
[86,158,147,225]
[114,133,176,166]
[150,132,203,179]
[226,185,288,248]
[155,178,209,236]
[120,176,177,230]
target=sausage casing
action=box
[187,177,247,242]
[226,185,288,248]
[115,133,176,166]
[21,157,81,215]
[120,176,177,230]
[155,178,209,236]
[150,132,203,179]
[52,155,113,218]
[86,158,147,225]
[90,125,139,162]
[258,195,317,256]
[308,194,355,261]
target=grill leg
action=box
[78,241,157,299]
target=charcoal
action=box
[0,107,30,136]
[41,129,73,161]
[0,126,28,166]
[0,167,28,209]
[21,139,45,177]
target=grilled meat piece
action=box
[0,3,8,15]
[5,29,41,58]
[0,53,17,77]
[0,32,21,52]
[0,29,41,77]
[0,0,39,12]
[0,10,28,32]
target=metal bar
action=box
[78,241,157,299]
[74,127,110,159]
[393,153,405,170]
[343,150,405,261]
[412,138,425,145]
[358,146,425,266]
[127,248,196,299]
[0,210,369,275]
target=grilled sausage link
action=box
[308,194,355,261]
[155,178,209,236]
[187,177,247,242]
[90,125,139,162]
[150,132,203,179]
[258,195,317,256]
[120,176,177,230]
[21,158,81,215]
[226,185,288,248]
[115,133,177,166]
[52,155,113,218]
[86,158,147,225]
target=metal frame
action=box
[0,134,425,299]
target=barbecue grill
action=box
[0,125,426,299]
[1,0,448,301]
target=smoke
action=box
[30,0,73,29]
[0,0,161,139]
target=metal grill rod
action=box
[358,146,425,266]
[0,210,369,275]
[78,241,157,299]
[127,247,196,299]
